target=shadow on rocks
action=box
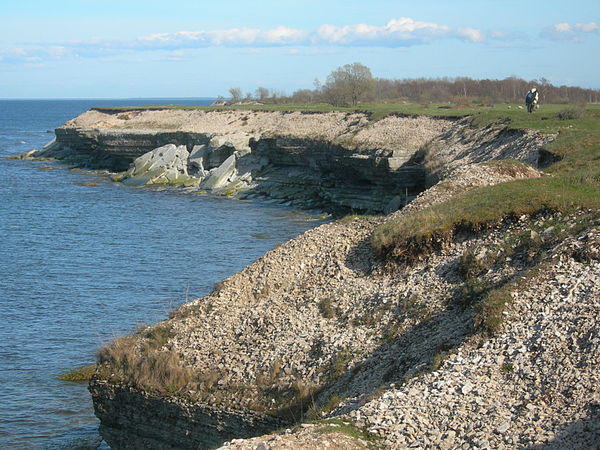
[316,289,478,415]
[526,403,600,450]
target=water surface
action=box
[0,99,325,448]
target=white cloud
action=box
[137,26,307,48]
[488,30,527,41]
[315,18,456,46]
[575,22,599,33]
[457,28,484,43]
[1,18,495,65]
[541,21,600,42]
[0,47,45,63]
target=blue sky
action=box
[1,0,599,98]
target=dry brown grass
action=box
[482,160,542,178]
[96,326,194,394]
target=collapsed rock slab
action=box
[122,144,197,187]
[201,154,237,190]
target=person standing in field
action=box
[525,88,539,113]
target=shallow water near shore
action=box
[0,99,326,448]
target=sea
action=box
[0,99,326,449]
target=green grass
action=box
[56,364,96,382]
[372,175,600,261]
[370,102,600,336]
[313,418,383,447]
[93,101,600,124]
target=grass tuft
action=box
[57,364,96,382]
[318,297,336,319]
[557,106,586,120]
[96,324,193,394]
[476,289,513,336]
[313,418,383,447]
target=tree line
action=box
[226,63,600,106]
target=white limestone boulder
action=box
[122,144,199,187]
[200,154,237,190]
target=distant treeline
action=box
[232,75,600,106]
[370,77,600,104]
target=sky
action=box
[1,0,599,98]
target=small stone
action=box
[496,421,511,433]
[461,382,474,395]
[541,226,555,238]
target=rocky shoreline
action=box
[24,109,552,214]
[22,109,600,448]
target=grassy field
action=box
[94,101,600,122]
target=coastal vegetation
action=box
[372,105,600,261]
[56,364,96,382]
[369,102,600,343]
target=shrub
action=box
[457,276,491,306]
[318,297,336,319]
[307,394,344,420]
[557,106,585,120]
[476,290,513,335]
[271,381,320,422]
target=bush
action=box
[476,290,513,335]
[557,106,585,120]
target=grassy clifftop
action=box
[93,101,599,122]
[372,104,600,260]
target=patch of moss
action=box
[56,364,96,382]
[110,171,127,182]
[314,418,383,447]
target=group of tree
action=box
[227,63,600,106]
[224,86,286,104]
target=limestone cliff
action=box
[89,157,599,449]
[34,109,553,214]
[27,109,595,450]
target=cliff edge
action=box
[31,109,552,214]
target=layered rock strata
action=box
[32,109,553,214]
[90,382,284,449]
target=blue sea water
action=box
[0,99,325,449]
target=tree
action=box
[291,89,314,104]
[255,87,270,101]
[322,62,375,107]
[228,87,242,102]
